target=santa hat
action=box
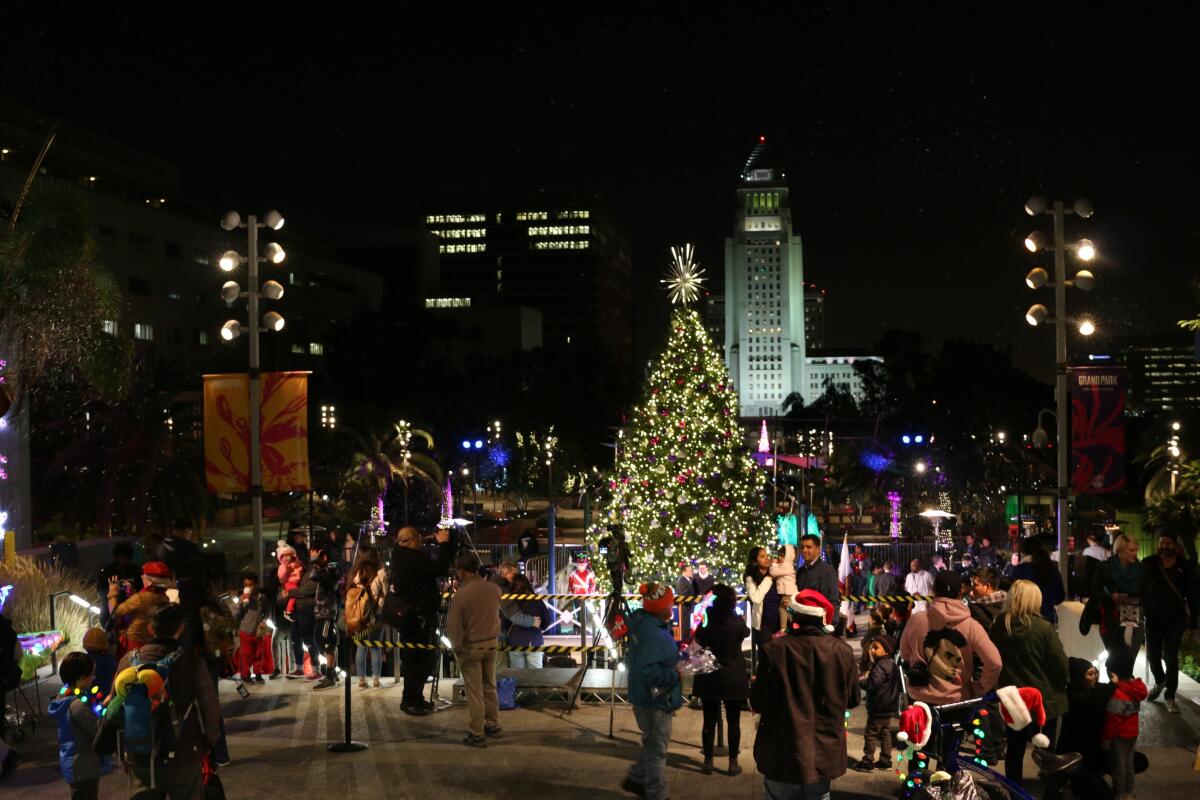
[997,685,1051,749]
[787,589,836,633]
[141,561,174,587]
[638,582,675,615]
[896,701,933,748]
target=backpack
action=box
[109,647,202,787]
[345,583,375,635]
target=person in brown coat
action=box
[750,590,860,800]
[108,561,174,657]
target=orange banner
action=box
[203,372,311,494]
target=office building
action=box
[805,352,882,405]
[703,294,725,349]
[420,197,632,372]
[723,139,807,417]
[804,283,827,350]
[1094,336,1200,414]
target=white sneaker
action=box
[1165,698,1180,714]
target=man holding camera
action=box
[390,526,454,715]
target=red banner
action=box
[203,372,311,494]
[1070,366,1126,495]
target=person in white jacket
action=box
[744,547,776,648]
[904,559,935,612]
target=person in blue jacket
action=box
[48,652,112,800]
[621,582,683,800]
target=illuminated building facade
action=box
[724,140,808,417]
[421,198,632,371]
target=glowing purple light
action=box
[758,420,770,454]
[888,491,902,539]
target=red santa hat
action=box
[896,701,933,748]
[997,685,1051,749]
[787,589,836,633]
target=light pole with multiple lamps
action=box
[218,209,287,581]
[1168,421,1183,495]
[1022,196,1097,588]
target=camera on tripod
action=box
[597,526,629,575]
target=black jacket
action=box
[873,571,900,599]
[1141,554,1199,626]
[389,540,454,617]
[795,558,840,611]
[692,614,750,701]
[1058,657,1114,771]
[862,655,901,718]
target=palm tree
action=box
[346,421,442,528]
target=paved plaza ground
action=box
[7,656,1200,800]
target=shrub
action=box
[0,554,95,660]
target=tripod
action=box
[562,565,630,738]
[426,597,453,711]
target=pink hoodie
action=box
[899,596,1001,705]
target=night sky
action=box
[7,5,1198,381]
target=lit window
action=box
[290,344,304,354]
[429,228,487,239]
[166,285,182,301]
[531,240,590,251]
[309,342,324,356]
[439,243,487,254]
[197,330,210,345]
[101,320,118,335]
[133,323,154,341]
[515,211,549,221]
[424,297,472,308]
[527,225,590,237]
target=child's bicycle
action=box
[895,692,1081,800]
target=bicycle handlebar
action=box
[929,692,998,716]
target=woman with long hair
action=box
[506,574,547,668]
[987,579,1069,786]
[693,584,750,776]
[1011,537,1065,624]
[349,546,389,688]
[743,546,776,650]
[1091,532,1145,663]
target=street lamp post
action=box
[1023,197,1096,589]
[219,210,287,581]
[1168,422,1182,495]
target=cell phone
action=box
[236,682,250,700]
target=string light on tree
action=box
[592,252,771,585]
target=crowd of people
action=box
[3,515,1194,800]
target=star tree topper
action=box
[661,243,706,305]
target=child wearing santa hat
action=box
[621,583,682,800]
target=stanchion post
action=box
[328,651,367,753]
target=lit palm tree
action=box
[346,421,442,528]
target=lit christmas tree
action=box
[593,246,772,585]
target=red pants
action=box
[257,632,275,675]
[239,632,274,679]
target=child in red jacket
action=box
[1102,651,1147,800]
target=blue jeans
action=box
[763,779,830,800]
[507,651,544,668]
[627,706,672,800]
[356,644,383,678]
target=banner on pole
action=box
[203,372,311,494]
[1070,366,1126,495]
